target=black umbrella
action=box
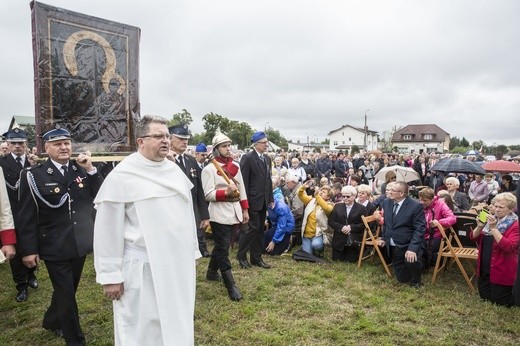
[292,249,327,263]
[430,158,486,175]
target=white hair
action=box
[341,185,357,196]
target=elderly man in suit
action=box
[0,128,38,302]
[18,127,104,344]
[237,131,273,269]
[379,181,426,288]
[168,125,211,257]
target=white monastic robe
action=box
[94,152,199,346]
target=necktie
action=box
[61,165,68,176]
[393,203,399,216]
[260,155,265,163]
[177,155,185,170]
[16,156,23,168]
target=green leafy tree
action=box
[451,146,467,154]
[351,145,360,154]
[496,145,508,160]
[321,138,330,145]
[472,140,484,151]
[227,121,254,149]
[265,128,288,149]
[168,109,193,127]
[449,136,460,150]
[202,113,231,144]
[201,113,255,149]
[190,132,206,146]
[460,137,470,148]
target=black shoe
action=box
[237,259,252,269]
[44,327,64,338]
[251,260,271,269]
[201,251,211,258]
[410,282,423,289]
[15,289,28,302]
[28,277,38,289]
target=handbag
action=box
[345,233,361,249]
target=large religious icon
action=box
[31,1,140,153]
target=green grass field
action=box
[1,243,519,345]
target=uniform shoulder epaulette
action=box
[26,163,42,171]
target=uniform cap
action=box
[2,128,27,142]
[168,124,191,139]
[42,127,71,142]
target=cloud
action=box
[1,0,519,146]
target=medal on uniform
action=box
[54,187,60,193]
[75,176,85,188]
[47,168,53,174]
[72,165,77,171]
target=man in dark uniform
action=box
[18,127,104,345]
[168,125,210,257]
[194,142,208,170]
[0,128,38,302]
[237,131,273,269]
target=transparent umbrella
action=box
[374,166,421,183]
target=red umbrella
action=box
[481,160,520,173]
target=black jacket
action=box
[240,151,273,211]
[0,154,31,221]
[328,202,367,251]
[175,154,209,222]
[17,159,104,260]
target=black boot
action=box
[221,270,242,301]
[206,256,221,281]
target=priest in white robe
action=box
[93,115,199,346]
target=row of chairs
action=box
[357,213,478,292]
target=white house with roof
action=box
[391,124,450,154]
[9,115,35,130]
[328,124,378,152]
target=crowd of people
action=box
[259,148,520,302]
[1,122,520,345]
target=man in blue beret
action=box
[17,127,104,343]
[237,131,274,269]
[0,128,39,303]
[195,142,208,170]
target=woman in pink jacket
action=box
[418,188,456,267]
[471,192,519,306]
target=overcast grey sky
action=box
[1,0,519,145]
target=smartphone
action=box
[478,209,489,223]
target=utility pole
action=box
[363,109,369,152]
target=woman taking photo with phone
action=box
[470,192,519,306]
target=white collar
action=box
[11,153,26,162]
[50,159,69,171]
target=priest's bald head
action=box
[135,115,171,162]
